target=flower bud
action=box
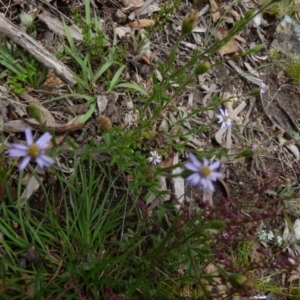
[181,10,199,35]
[228,273,255,292]
[20,11,34,28]
[208,220,226,230]
[98,115,112,132]
[28,104,42,123]
[194,61,211,75]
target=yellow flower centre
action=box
[27,144,39,158]
[223,116,229,121]
[200,167,211,177]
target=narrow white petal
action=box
[36,132,52,149]
[184,162,199,172]
[9,144,28,151]
[202,158,209,167]
[18,156,31,171]
[200,178,208,189]
[156,157,162,164]
[36,155,54,168]
[8,148,28,157]
[186,173,201,186]
[188,153,202,168]
[207,180,215,192]
[209,171,223,181]
[25,128,33,145]
[210,161,221,171]
[216,115,223,122]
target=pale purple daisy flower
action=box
[8,128,54,172]
[184,153,223,193]
[260,81,267,95]
[251,144,258,154]
[147,151,162,165]
[216,108,232,128]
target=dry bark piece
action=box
[171,153,185,210]
[22,118,85,133]
[0,13,76,86]
[0,86,10,122]
[4,120,33,132]
[61,104,90,114]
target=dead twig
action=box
[275,99,300,133]
[0,13,76,86]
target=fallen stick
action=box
[0,13,76,86]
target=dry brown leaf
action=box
[209,0,220,23]
[216,28,239,56]
[97,95,108,115]
[115,26,132,38]
[278,136,299,160]
[133,0,160,19]
[19,168,45,205]
[232,296,248,300]
[43,70,62,88]
[19,93,56,123]
[287,269,300,283]
[38,12,83,41]
[250,241,265,263]
[126,19,155,28]
[204,263,226,293]
[121,0,144,11]
[161,151,174,168]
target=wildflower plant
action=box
[184,153,222,192]
[8,128,54,171]
[257,229,274,242]
[259,81,268,95]
[216,108,232,128]
[2,0,295,299]
[147,151,162,165]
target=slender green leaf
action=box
[94,61,114,82]
[108,65,125,92]
[115,83,148,96]
[81,101,96,123]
